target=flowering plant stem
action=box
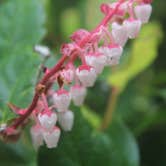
[9,0,125,131]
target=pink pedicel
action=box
[70,29,90,44]
[0,0,153,149]
[61,43,77,56]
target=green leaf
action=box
[0,141,37,166]
[107,120,140,166]
[81,106,101,129]
[0,0,46,121]
[38,108,139,166]
[0,0,45,55]
[108,22,163,92]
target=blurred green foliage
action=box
[0,0,165,166]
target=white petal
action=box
[134,4,152,23]
[70,86,87,106]
[123,20,142,39]
[58,110,74,131]
[76,68,97,87]
[31,125,44,150]
[53,93,71,112]
[112,22,128,46]
[38,113,57,130]
[43,127,61,148]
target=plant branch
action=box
[4,0,124,132]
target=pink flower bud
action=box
[61,43,76,56]
[99,44,123,66]
[134,4,152,23]
[85,53,107,74]
[58,110,74,131]
[76,65,97,87]
[30,125,44,150]
[111,22,128,46]
[70,29,90,44]
[42,127,61,148]
[53,89,71,112]
[110,2,128,15]
[38,112,57,130]
[60,68,75,83]
[123,19,142,39]
[70,85,87,106]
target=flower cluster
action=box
[0,0,152,149]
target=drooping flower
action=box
[70,85,87,106]
[123,19,142,39]
[85,53,107,74]
[53,89,71,112]
[111,22,128,46]
[76,65,97,87]
[134,4,152,23]
[42,127,61,148]
[38,112,57,130]
[30,124,44,150]
[99,44,123,66]
[58,110,74,131]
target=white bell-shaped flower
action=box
[85,53,107,74]
[53,89,71,112]
[99,44,123,66]
[38,112,57,130]
[134,4,152,23]
[76,65,97,87]
[58,110,74,131]
[123,19,142,39]
[111,22,128,46]
[42,127,61,148]
[70,85,87,106]
[30,124,44,150]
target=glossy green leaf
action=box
[38,109,139,166]
[107,119,140,166]
[0,0,46,121]
[81,106,101,129]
